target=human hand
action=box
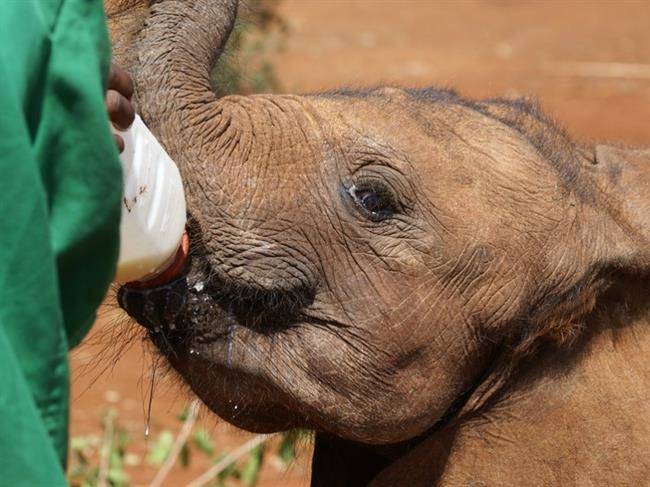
[106,63,135,153]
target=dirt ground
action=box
[70,1,649,486]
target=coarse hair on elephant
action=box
[107,1,650,485]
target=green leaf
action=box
[115,427,131,451]
[177,406,191,422]
[240,444,265,487]
[193,428,215,456]
[71,447,89,467]
[180,442,191,468]
[277,434,295,464]
[70,436,92,452]
[146,430,174,466]
[109,449,123,471]
[215,453,240,480]
[107,465,129,486]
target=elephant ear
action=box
[592,145,650,273]
[520,144,650,347]
[459,135,650,416]
[518,144,650,358]
[479,96,649,274]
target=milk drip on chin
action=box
[112,115,187,284]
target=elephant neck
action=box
[370,280,650,485]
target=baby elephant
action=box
[110,1,649,485]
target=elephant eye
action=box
[348,183,397,221]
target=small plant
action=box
[211,0,288,96]
[69,434,101,487]
[68,404,308,487]
[69,409,133,487]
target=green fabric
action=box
[0,1,121,484]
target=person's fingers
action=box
[106,89,135,130]
[107,63,135,152]
[108,63,134,100]
[113,133,125,153]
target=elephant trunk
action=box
[106,0,238,165]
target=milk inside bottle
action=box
[113,115,187,283]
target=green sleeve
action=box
[0,0,121,483]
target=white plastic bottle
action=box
[113,115,187,284]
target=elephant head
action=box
[108,1,650,484]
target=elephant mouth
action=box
[117,252,315,432]
[119,275,308,333]
[117,235,314,354]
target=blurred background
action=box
[71,1,649,485]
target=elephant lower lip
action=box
[118,276,188,332]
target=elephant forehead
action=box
[313,92,574,223]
